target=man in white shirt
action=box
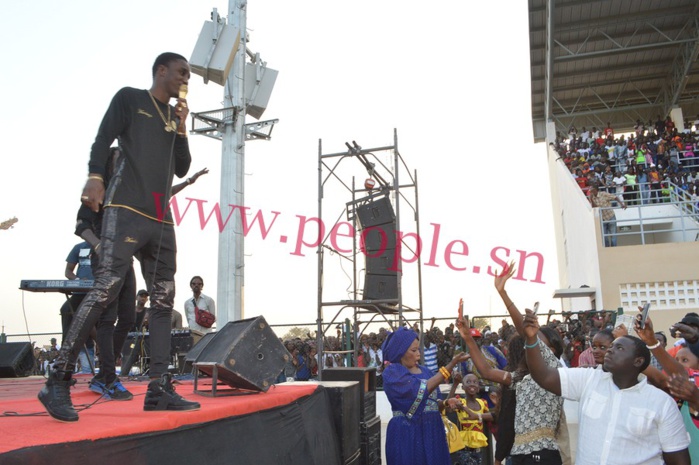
[183,276,216,334]
[522,311,689,465]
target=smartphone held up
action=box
[639,303,651,329]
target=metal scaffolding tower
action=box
[316,129,423,376]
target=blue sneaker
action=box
[89,377,109,396]
[89,377,133,401]
[105,378,133,401]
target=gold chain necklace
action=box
[147,90,177,132]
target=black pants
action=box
[510,449,561,465]
[56,208,177,378]
[93,258,136,382]
[60,295,94,351]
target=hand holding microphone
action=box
[175,84,188,135]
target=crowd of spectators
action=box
[553,116,699,208]
[276,311,620,383]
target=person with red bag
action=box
[184,276,216,333]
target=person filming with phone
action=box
[522,307,690,465]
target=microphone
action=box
[176,84,188,128]
[179,84,188,104]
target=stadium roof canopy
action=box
[528,0,699,142]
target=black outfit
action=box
[494,385,516,463]
[55,87,191,379]
[75,189,136,382]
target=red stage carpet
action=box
[0,376,341,465]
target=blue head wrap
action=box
[381,327,418,364]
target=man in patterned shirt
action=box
[588,185,626,247]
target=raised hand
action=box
[522,309,540,340]
[633,306,656,345]
[670,322,699,344]
[189,167,209,184]
[667,373,699,405]
[494,260,516,293]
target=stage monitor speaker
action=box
[181,331,218,374]
[360,415,382,465]
[356,197,395,229]
[322,367,377,423]
[363,274,398,301]
[319,381,361,464]
[0,342,34,377]
[194,316,289,392]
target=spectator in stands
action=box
[613,169,627,196]
[649,166,663,203]
[574,168,588,191]
[523,313,690,465]
[589,185,627,247]
[655,115,666,135]
[604,122,614,139]
[638,166,650,205]
[580,126,589,144]
[602,165,615,192]
[666,116,676,135]
[382,326,469,465]
[624,166,638,205]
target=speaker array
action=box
[356,197,398,302]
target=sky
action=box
[0,1,560,343]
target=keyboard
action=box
[19,279,94,293]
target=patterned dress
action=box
[510,342,564,459]
[383,363,451,465]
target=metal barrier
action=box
[598,181,699,246]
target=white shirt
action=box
[368,347,383,368]
[184,293,216,333]
[613,175,627,194]
[559,367,689,465]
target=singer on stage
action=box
[39,52,199,422]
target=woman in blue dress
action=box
[382,326,470,465]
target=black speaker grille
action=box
[0,342,34,377]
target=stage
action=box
[0,375,342,465]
